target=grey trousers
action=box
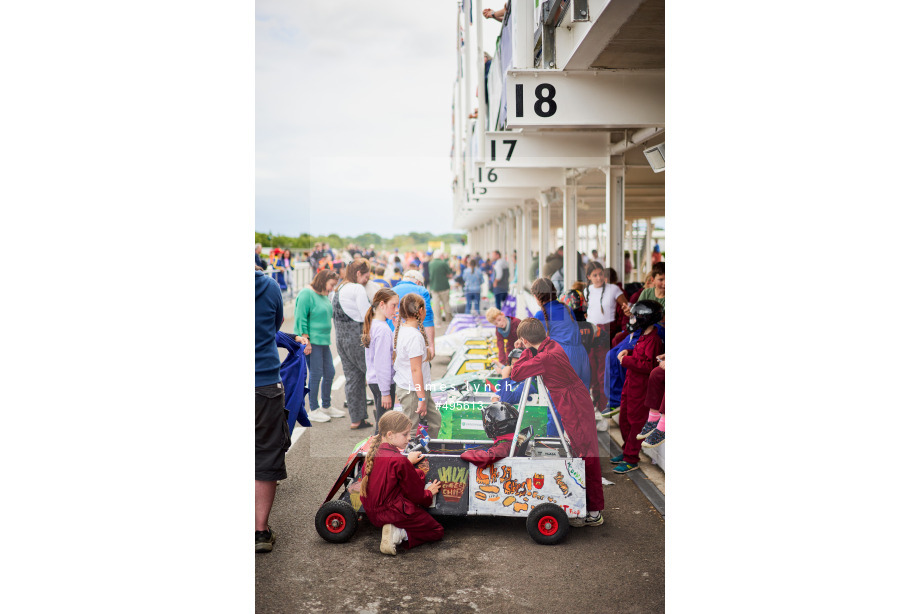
[335,319,368,423]
[431,289,452,323]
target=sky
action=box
[255,1,503,239]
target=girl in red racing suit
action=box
[360,410,443,555]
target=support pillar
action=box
[605,166,625,281]
[538,191,551,279]
[562,177,577,290]
[505,210,515,263]
[521,204,533,290]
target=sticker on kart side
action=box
[467,458,587,519]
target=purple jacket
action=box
[365,319,394,388]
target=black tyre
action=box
[315,500,359,543]
[526,503,570,545]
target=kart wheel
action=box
[526,503,570,545]
[315,500,358,543]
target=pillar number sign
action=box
[480,131,609,169]
[472,166,565,189]
[505,70,665,129]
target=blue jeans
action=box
[493,291,508,311]
[308,344,335,411]
[465,292,480,314]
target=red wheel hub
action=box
[325,513,346,533]
[538,515,558,536]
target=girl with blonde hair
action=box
[360,410,443,555]
[392,293,442,438]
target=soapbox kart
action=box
[314,377,588,545]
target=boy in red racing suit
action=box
[509,318,605,527]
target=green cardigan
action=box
[293,288,333,345]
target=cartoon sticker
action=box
[437,466,469,503]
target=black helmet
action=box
[577,320,598,348]
[481,402,519,439]
[507,348,524,362]
[627,300,664,332]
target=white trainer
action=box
[308,409,331,423]
[324,406,347,418]
[380,524,407,555]
[594,410,604,421]
[596,418,610,432]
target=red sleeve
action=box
[621,335,662,375]
[509,347,548,381]
[495,330,507,364]
[460,440,512,468]
[395,456,433,507]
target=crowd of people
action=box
[255,239,666,554]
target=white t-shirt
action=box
[585,283,623,325]
[337,282,371,322]
[393,325,431,392]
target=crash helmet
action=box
[627,300,664,332]
[560,289,587,321]
[481,402,519,439]
[507,348,524,362]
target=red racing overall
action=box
[510,338,604,512]
[360,443,444,550]
[620,333,664,465]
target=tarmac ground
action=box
[255,303,665,614]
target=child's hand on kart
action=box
[407,451,425,465]
[426,480,442,495]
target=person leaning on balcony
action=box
[482,3,507,21]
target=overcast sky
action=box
[255,1,502,238]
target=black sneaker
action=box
[642,429,665,448]
[255,527,276,553]
[636,419,660,440]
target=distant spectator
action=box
[624,251,633,278]
[637,262,665,314]
[428,251,453,324]
[372,265,391,288]
[255,243,266,269]
[591,249,604,267]
[462,263,485,315]
[490,250,510,310]
[630,271,655,304]
[651,242,662,265]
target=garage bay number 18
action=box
[515,83,557,118]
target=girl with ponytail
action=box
[392,293,442,438]
[584,261,630,414]
[360,410,443,555]
[364,288,399,433]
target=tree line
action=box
[254,231,466,252]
